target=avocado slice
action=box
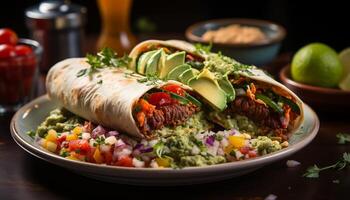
[166,64,191,81]
[218,75,235,102]
[145,49,163,76]
[159,51,186,79]
[179,69,196,84]
[137,50,158,75]
[189,69,227,111]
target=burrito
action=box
[46,58,207,139]
[128,40,303,140]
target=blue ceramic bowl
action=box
[186,18,286,66]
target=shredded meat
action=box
[229,96,282,129]
[140,103,198,135]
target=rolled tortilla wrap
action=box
[46,58,193,139]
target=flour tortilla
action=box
[46,58,191,138]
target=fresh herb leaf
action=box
[95,136,105,145]
[97,80,103,84]
[303,152,350,178]
[153,142,165,158]
[78,48,132,77]
[195,43,212,54]
[303,164,321,178]
[27,130,36,139]
[336,133,350,144]
[137,74,161,86]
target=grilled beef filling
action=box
[229,96,282,129]
[133,84,201,137]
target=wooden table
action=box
[1,38,349,199]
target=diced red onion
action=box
[140,146,153,153]
[91,125,107,139]
[106,130,119,137]
[230,129,239,135]
[205,135,215,146]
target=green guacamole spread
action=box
[36,108,82,137]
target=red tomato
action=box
[115,156,133,167]
[162,84,185,96]
[0,28,18,45]
[248,151,257,158]
[239,146,250,154]
[69,140,91,153]
[57,135,67,144]
[0,44,15,58]
[148,92,172,107]
[104,151,113,165]
[14,45,33,56]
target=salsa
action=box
[30,108,288,168]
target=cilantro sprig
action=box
[77,48,131,77]
[195,43,212,54]
[336,133,350,144]
[303,152,350,178]
[137,74,161,86]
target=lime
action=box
[291,43,343,87]
[339,74,350,91]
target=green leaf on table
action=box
[336,133,350,144]
[303,164,320,178]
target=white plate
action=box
[11,95,319,186]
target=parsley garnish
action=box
[137,74,161,86]
[76,47,131,77]
[27,130,36,139]
[97,80,103,84]
[195,43,212,54]
[303,152,350,178]
[336,133,350,144]
[95,136,106,145]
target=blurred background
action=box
[1,0,349,52]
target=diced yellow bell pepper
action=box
[67,154,79,161]
[93,148,104,164]
[72,126,83,135]
[45,129,57,142]
[228,135,246,149]
[156,157,170,167]
[46,141,57,152]
[66,133,78,141]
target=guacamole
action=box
[36,108,82,137]
[251,136,282,155]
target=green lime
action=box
[339,74,350,91]
[339,48,350,74]
[291,43,343,87]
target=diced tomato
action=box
[0,28,18,45]
[115,155,133,167]
[248,151,257,158]
[57,135,66,144]
[104,151,113,165]
[239,146,250,154]
[68,140,91,153]
[148,92,172,107]
[0,44,16,58]
[162,84,185,96]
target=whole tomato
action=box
[0,28,18,45]
[0,44,16,58]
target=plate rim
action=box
[10,94,320,175]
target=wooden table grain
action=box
[1,37,349,200]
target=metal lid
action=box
[25,0,86,30]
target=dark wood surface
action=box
[1,37,350,200]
